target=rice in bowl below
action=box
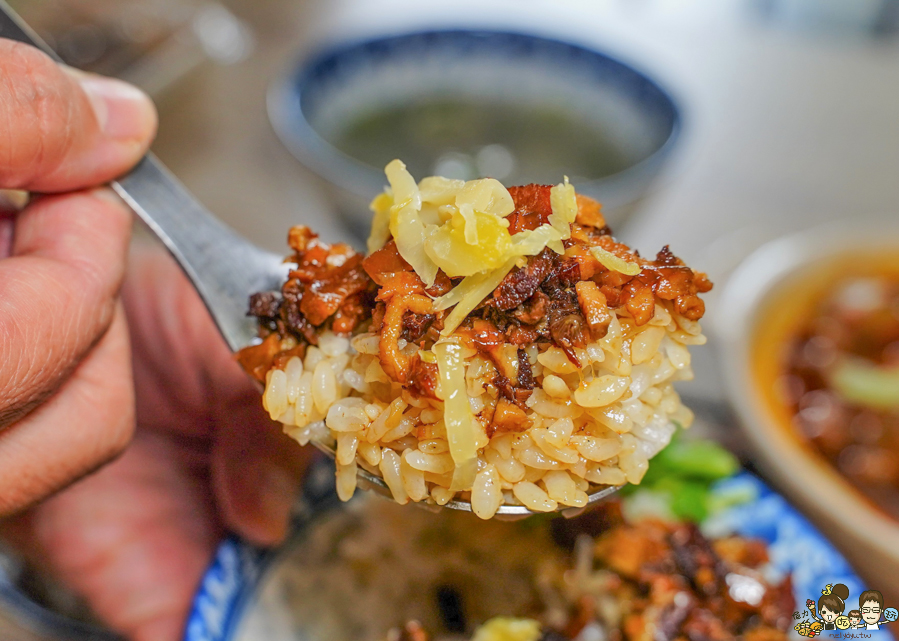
[237,160,712,518]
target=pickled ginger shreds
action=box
[418,175,465,206]
[385,160,439,286]
[392,206,438,286]
[424,210,513,277]
[422,178,516,273]
[548,177,577,239]
[590,245,642,276]
[436,257,518,336]
[510,223,564,257]
[367,192,393,253]
[455,178,515,245]
[385,159,420,208]
[434,340,478,491]
[458,177,514,217]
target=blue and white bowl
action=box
[185,470,890,641]
[268,29,680,235]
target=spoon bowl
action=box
[0,0,620,516]
[113,159,622,516]
[114,157,622,518]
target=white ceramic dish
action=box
[715,220,899,600]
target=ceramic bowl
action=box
[715,221,899,602]
[268,29,679,236]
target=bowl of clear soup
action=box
[268,29,680,235]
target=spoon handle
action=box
[0,0,56,60]
[112,158,284,352]
[0,0,285,352]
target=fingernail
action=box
[76,74,156,141]
[256,465,300,541]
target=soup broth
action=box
[328,98,634,186]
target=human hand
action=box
[0,39,156,514]
[0,40,311,640]
[3,248,314,640]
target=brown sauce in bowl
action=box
[752,253,899,520]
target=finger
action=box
[0,189,132,428]
[0,211,12,258]
[0,190,26,257]
[0,39,156,192]
[1,428,219,641]
[0,303,134,516]
[124,247,311,545]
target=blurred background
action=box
[2,0,899,637]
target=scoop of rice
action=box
[239,161,712,519]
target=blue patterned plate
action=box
[184,470,892,641]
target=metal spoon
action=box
[0,1,618,516]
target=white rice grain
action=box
[542,470,587,507]
[471,464,503,519]
[404,450,455,475]
[304,345,324,371]
[537,347,579,374]
[379,448,409,505]
[430,486,455,505]
[542,375,570,399]
[531,429,579,464]
[351,334,380,355]
[285,356,304,404]
[485,447,526,483]
[294,371,314,426]
[512,481,558,512]
[326,399,369,432]
[400,451,429,502]
[335,459,357,501]
[312,360,338,413]
[319,332,350,357]
[574,375,629,408]
[357,441,382,466]
[418,439,449,455]
[489,433,513,459]
[631,326,665,365]
[584,465,627,486]
[662,336,691,370]
[570,435,623,462]
[263,369,288,420]
[336,433,359,465]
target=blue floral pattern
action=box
[707,474,892,638]
[184,537,267,641]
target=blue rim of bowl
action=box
[267,29,681,211]
[184,471,885,641]
[184,460,343,641]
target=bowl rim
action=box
[715,219,899,561]
[266,28,681,210]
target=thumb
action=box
[0,39,156,192]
